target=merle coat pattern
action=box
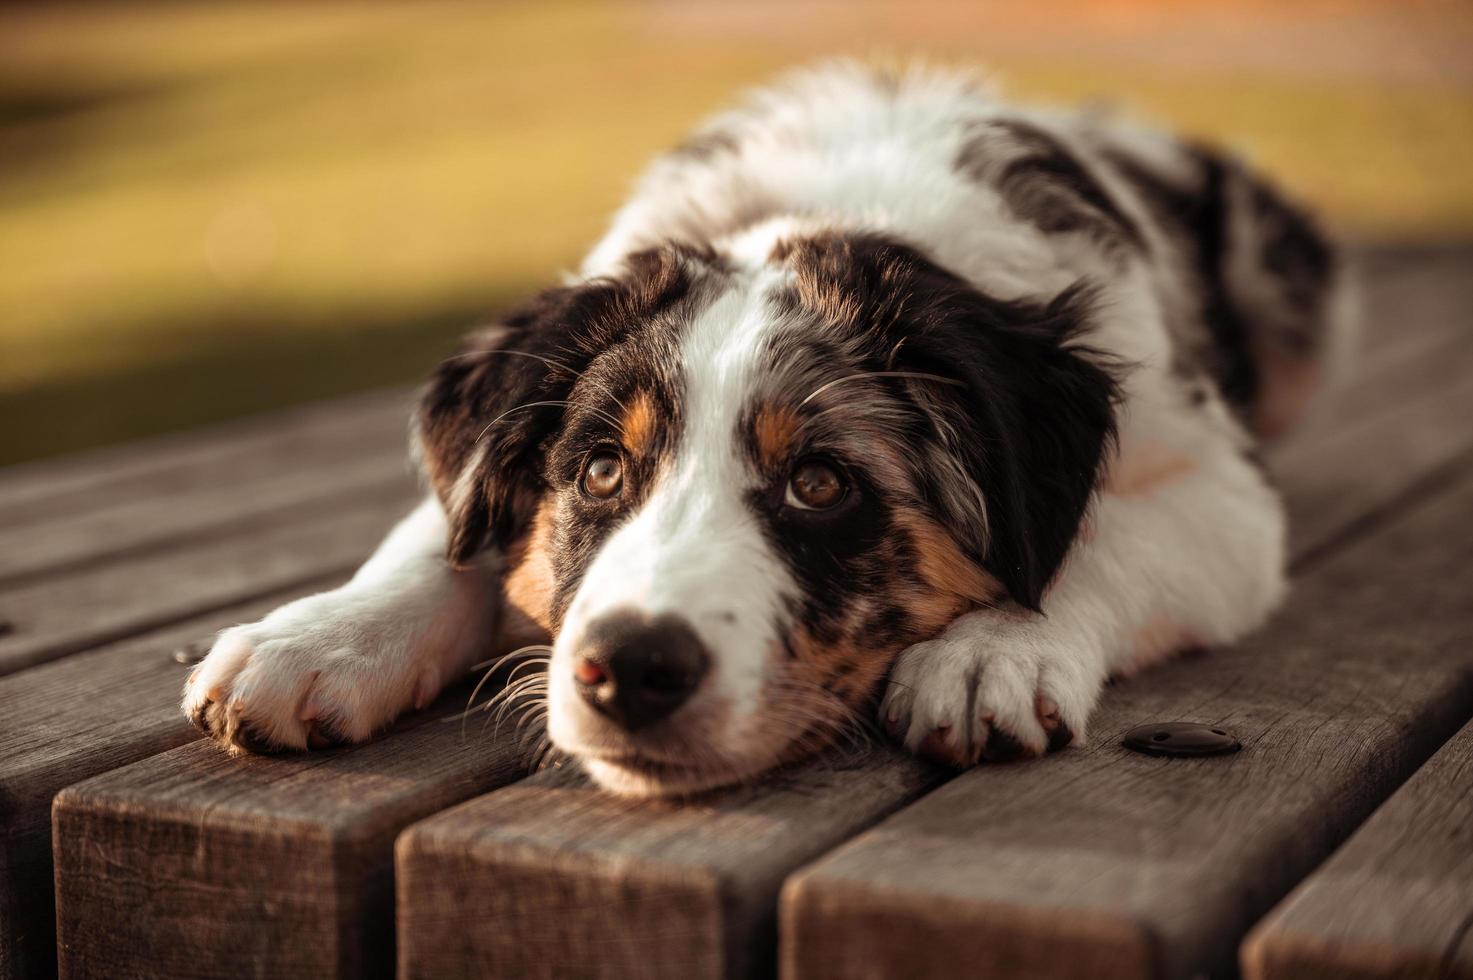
[185,63,1350,796]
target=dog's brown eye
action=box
[786,459,846,511]
[582,452,624,499]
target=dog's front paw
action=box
[182,590,441,754]
[880,611,1105,767]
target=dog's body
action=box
[185,63,1350,795]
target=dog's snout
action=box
[574,611,710,732]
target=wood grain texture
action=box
[1271,245,1473,561]
[0,478,416,675]
[1349,246,1473,360]
[0,393,419,979]
[0,390,411,528]
[781,474,1473,980]
[1242,719,1473,980]
[1278,373,1473,563]
[53,696,532,980]
[395,749,944,979]
[0,588,342,980]
[0,443,409,589]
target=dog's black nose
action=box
[574,611,710,732]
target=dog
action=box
[184,62,1351,797]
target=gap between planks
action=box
[0,389,411,527]
[1242,717,1473,980]
[0,582,344,980]
[0,479,420,676]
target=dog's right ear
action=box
[415,248,703,566]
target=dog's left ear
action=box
[415,248,701,566]
[414,292,592,567]
[903,280,1119,612]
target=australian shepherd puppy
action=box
[184,63,1351,796]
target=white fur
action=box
[586,63,1079,304]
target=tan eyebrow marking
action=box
[619,390,658,456]
[753,402,801,471]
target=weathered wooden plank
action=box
[0,446,410,588]
[395,750,943,979]
[1269,245,1473,561]
[52,689,532,980]
[0,587,341,980]
[0,395,418,978]
[0,388,411,529]
[1280,373,1473,562]
[0,477,417,674]
[780,472,1473,980]
[0,392,417,977]
[1349,245,1473,358]
[1241,718,1473,980]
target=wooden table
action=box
[4,246,1471,980]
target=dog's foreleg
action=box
[182,497,499,752]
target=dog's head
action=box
[416,231,1116,796]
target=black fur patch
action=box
[958,119,1145,252]
[1104,142,1337,417]
[1247,174,1335,328]
[746,456,902,647]
[773,232,1121,611]
[1192,150,1262,408]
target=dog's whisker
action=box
[475,401,572,442]
[444,348,631,419]
[450,348,630,417]
[458,666,510,741]
[453,647,552,741]
[489,683,549,739]
[514,715,552,758]
[505,658,551,684]
[511,699,549,737]
[797,370,964,409]
[476,399,624,443]
[469,644,554,675]
[445,348,578,376]
[483,677,548,734]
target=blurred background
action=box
[2,0,1470,466]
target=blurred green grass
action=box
[2,0,1471,464]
